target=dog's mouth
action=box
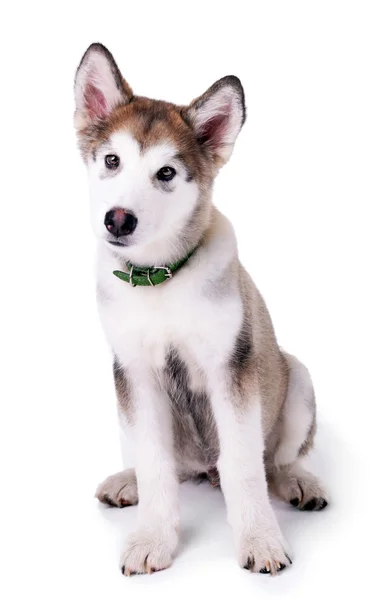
[108,240,128,247]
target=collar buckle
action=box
[153,266,173,279]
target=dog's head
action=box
[74,43,245,265]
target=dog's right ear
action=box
[74,43,132,130]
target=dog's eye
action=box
[156,166,176,182]
[105,155,120,169]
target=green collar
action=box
[113,248,196,287]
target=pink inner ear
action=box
[198,111,230,150]
[84,83,108,120]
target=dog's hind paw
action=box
[95,468,138,508]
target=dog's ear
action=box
[183,76,246,167]
[74,43,132,130]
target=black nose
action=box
[104,209,137,237]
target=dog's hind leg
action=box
[274,352,317,468]
[267,352,329,511]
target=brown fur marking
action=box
[77,96,214,187]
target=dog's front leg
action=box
[209,371,291,574]
[120,366,179,575]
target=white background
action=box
[1,1,386,598]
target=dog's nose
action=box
[104,209,137,237]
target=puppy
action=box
[74,43,328,576]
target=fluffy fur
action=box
[75,43,329,576]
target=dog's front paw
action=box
[239,529,292,575]
[121,527,178,575]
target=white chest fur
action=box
[96,216,243,376]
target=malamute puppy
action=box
[74,43,328,576]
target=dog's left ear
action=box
[74,43,132,131]
[183,76,246,167]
